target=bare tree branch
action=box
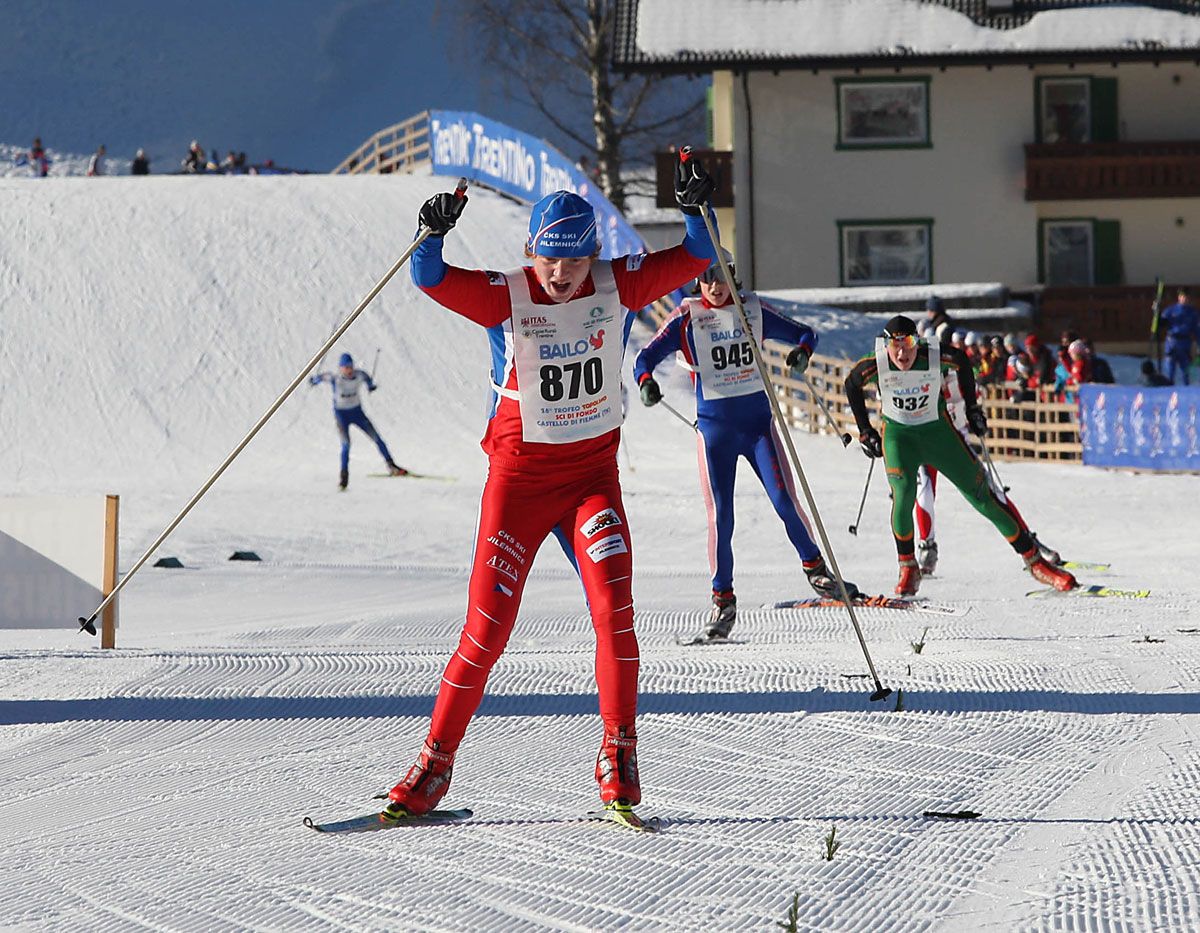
[451,0,707,211]
[622,98,706,138]
[527,89,596,152]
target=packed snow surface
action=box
[636,0,1200,59]
[3,172,1200,932]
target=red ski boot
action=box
[385,739,455,819]
[595,726,640,806]
[1025,553,1078,591]
[895,558,921,596]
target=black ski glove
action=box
[966,406,988,436]
[419,191,468,236]
[859,427,883,459]
[786,345,811,376]
[674,153,715,215]
[639,377,662,407]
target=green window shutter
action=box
[1090,78,1119,142]
[1093,220,1122,285]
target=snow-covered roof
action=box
[614,0,1200,72]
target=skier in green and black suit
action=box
[844,315,1077,596]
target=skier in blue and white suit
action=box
[309,352,405,489]
[633,256,858,639]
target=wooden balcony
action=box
[1025,140,1200,201]
[1034,284,1200,349]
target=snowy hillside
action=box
[3,172,1200,931]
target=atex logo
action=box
[486,555,519,581]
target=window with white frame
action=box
[1042,220,1094,286]
[1038,78,1091,144]
[837,78,931,148]
[840,221,932,286]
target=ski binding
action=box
[585,801,659,833]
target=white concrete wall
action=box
[730,62,1200,291]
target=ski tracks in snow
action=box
[5,562,1200,930]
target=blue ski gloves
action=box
[859,427,883,459]
[639,377,662,407]
[419,191,467,237]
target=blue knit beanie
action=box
[527,191,597,258]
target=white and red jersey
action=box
[417,247,709,471]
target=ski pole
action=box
[680,147,889,701]
[848,457,875,536]
[800,373,851,447]
[370,347,381,382]
[974,432,1009,494]
[77,178,469,636]
[660,398,697,432]
[1149,276,1164,372]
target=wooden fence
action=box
[641,299,1083,463]
[332,112,431,175]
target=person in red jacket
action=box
[383,161,718,822]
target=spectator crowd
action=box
[917,296,1117,405]
[12,136,278,177]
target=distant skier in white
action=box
[309,352,406,489]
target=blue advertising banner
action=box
[428,110,647,262]
[1079,384,1200,471]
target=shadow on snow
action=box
[6,688,1200,725]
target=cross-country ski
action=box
[303,808,474,833]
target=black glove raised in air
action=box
[418,191,468,236]
[674,152,716,216]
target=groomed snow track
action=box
[2,174,1200,931]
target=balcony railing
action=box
[1034,284,1200,347]
[1025,140,1200,200]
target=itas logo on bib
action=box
[581,508,622,538]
